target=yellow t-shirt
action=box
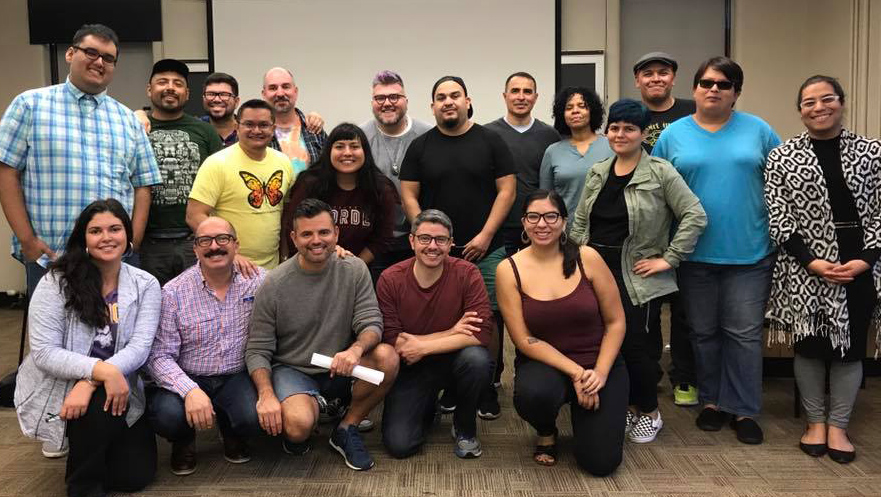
[189,143,294,268]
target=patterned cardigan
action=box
[763,129,881,356]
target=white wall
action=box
[212,0,557,126]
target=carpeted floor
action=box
[0,307,879,497]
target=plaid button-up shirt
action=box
[269,107,326,166]
[147,263,266,398]
[0,78,161,260]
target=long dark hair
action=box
[52,199,132,328]
[522,189,580,278]
[294,122,391,229]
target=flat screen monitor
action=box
[28,0,162,45]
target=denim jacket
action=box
[570,152,707,305]
[15,264,160,449]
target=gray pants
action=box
[794,353,862,429]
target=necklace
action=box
[378,125,406,176]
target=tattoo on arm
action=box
[527,337,541,345]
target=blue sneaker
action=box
[450,426,482,459]
[329,425,374,471]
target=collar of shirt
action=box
[195,261,241,294]
[65,76,107,107]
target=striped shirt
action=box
[0,78,162,260]
[148,262,266,398]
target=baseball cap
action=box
[150,58,189,82]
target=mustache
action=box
[273,96,290,102]
[204,248,228,257]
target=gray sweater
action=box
[246,253,383,375]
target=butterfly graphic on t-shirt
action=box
[239,170,284,208]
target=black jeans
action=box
[382,346,490,458]
[147,371,261,444]
[65,387,156,497]
[593,245,656,413]
[513,356,628,476]
[647,290,697,386]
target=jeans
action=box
[139,234,196,286]
[147,371,261,443]
[513,356,628,476]
[66,387,156,497]
[678,252,775,417]
[382,346,490,458]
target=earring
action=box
[521,230,530,245]
[560,231,568,245]
[123,241,134,258]
[85,246,90,256]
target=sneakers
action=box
[41,439,68,458]
[673,384,699,406]
[451,425,482,459]
[695,407,728,431]
[221,432,251,464]
[629,412,663,443]
[357,418,375,432]
[282,438,312,456]
[318,395,347,424]
[438,389,457,413]
[730,417,763,445]
[170,439,197,476]
[624,410,637,435]
[329,425,374,471]
[477,387,501,420]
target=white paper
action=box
[310,353,384,385]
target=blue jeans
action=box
[147,371,261,443]
[678,252,775,417]
[381,346,490,458]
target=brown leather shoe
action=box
[171,439,197,476]
[222,432,251,464]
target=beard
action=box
[153,92,186,113]
[375,108,405,127]
[439,115,461,130]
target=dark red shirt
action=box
[377,257,492,347]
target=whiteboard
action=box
[212,0,557,128]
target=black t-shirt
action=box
[588,167,634,246]
[399,124,515,252]
[643,98,696,153]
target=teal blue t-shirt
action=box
[653,112,780,264]
[539,136,614,216]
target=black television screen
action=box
[28,0,162,45]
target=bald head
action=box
[262,67,298,115]
[194,216,239,272]
[196,216,236,238]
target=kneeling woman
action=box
[570,99,706,443]
[496,190,627,475]
[15,199,161,497]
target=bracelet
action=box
[86,379,100,387]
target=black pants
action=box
[647,290,697,386]
[382,346,490,458]
[65,387,156,497]
[514,356,628,476]
[594,245,657,412]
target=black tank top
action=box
[508,256,605,368]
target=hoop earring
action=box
[560,231,568,245]
[521,229,530,245]
[85,247,89,256]
[123,241,134,258]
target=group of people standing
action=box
[2,22,879,497]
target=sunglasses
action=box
[697,79,734,91]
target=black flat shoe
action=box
[828,448,856,464]
[799,442,827,457]
[695,407,727,431]
[730,417,763,445]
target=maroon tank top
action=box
[509,256,605,368]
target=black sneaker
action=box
[438,389,457,414]
[730,417,763,445]
[170,439,197,476]
[282,438,312,456]
[221,432,251,464]
[318,395,348,424]
[477,386,501,420]
[329,425,374,471]
[695,407,727,431]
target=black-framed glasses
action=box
[524,212,562,224]
[697,78,734,91]
[239,121,273,131]
[413,234,452,246]
[71,45,117,65]
[204,91,235,101]
[194,234,236,247]
[799,94,840,110]
[373,94,405,104]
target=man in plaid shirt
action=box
[0,24,161,297]
[146,216,265,476]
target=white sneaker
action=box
[42,439,69,458]
[629,411,663,443]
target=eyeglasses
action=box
[697,79,734,91]
[194,234,236,247]
[71,45,117,65]
[204,91,235,101]
[239,121,273,131]
[524,212,562,224]
[413,234,452,246]
[799,94,840,110]
[373,94,406,104]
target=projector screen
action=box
[212,0,557,128]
